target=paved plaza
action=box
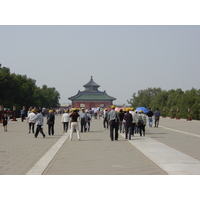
[0,115,200,175]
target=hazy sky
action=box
[1,25,200,105]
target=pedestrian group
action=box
[2,106,160,142]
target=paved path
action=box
[0,115,200,175]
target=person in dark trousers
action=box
[80,108,88,132]
[137,110,147,136]
[86,111,91,132]
[33,109,46,138]
[2,113,8,132]
[146,108,153,127]
[27,109,36,134]
[154,108,160,127]
[20,108,26,122]
[61,110,70,133]
[47,110,55,135]
[123,108,133,140]
[108,105,120,141]
[118,109,124,133]
[103,108,109,129]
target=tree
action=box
[0,67,60,116]
[128,87,200,120]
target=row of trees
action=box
[128,87,200,120]
[0,67,60,117]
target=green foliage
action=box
[128,87,200,120]
[0,67,60,115]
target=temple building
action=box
[68,76,116,108]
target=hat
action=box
[111,105,115,109]
[49,110,53,113]
[31,109,35,112]
[139,110,143,113]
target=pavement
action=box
[0,115,200,175]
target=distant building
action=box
[68,76,116,108]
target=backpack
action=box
[138,115,144,125]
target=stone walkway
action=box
[1,115,200,175]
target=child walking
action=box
[3,113,8,132]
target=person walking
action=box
[123,108,133,140]
[129,108,137,136]
[86,111,91,132]
[118,109,124,133]
[154,108,160,127]
[134,111,139,134]
[137,110,147,136]
[2,113,8,132]
[47,110,55,135]
[146,108,153,127]
[26,109,36,133]
[20,108,26,122]
[103,108,109,129]
[61,110,70,133]
[108,105,120,141]
[80,108,88,132]
[33,109,46,138]
[69,108,81,141]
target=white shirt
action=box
[34,113,43,125]
[27,112,36,123]
[61,113,70,122]
[129,111,138,123]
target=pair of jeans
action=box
[148,117,152,127]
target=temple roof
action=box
[83,76,100,91]
[83,76,100,88]
[68,76,116,101]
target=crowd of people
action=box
[1,106,160,142]
[102,106,161,141]
[26,107,92,140]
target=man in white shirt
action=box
[27,109,36,134]
[33,109,46,138]
[61,110,70,133]
[129,108,137,136]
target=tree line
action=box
[128,87,200,120]
[0,67,60,117]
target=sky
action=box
[1,1,200,106]
[1,1,200,197]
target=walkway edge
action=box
[26,133,70,175]
[119,133,200,175]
